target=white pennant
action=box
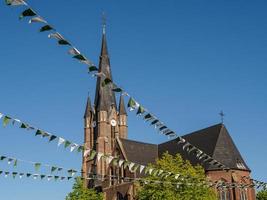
[7,0,26,6]
[48,32,64,40]
[97,153,103,162]
[29,16,47,24]
[129,163,135,171]
[68,47,80,56]
[149,168,154,175]
[106,156,113,164]
[33,174,38,179]
[118,160,124,167]
[57,137,65,147]
[175,174,180,179]
[158,170,164,176]
[139,165,145,173]
[70,144,78,152]
[0,113,3,119]
[83,149,90,157]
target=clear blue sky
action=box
[0,0,267,199]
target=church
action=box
[81,27,256,200]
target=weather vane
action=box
[102,12,106,35]
[219,111,225,124]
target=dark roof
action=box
[94,32,117,112]
[159,124,250,171]
[119,124,250,171]
[118,95,127,116]
[119,138,158,166]
[84,96,92,118]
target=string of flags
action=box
[0,153,77,176]
[4,0,267,190]
[4,0,228,172]
[0,111,84,153]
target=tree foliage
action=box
[257,189,267,200]
[136,152,217,200]
[65,177,103,200]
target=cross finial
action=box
[219,110,225,124]
[102,12,106,35]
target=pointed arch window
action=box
[240,188,248,200]
[217,179,231,200]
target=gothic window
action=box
[240,188,248,200]
[217,179,231,200]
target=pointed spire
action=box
[94,15,117,112]
[119,95,127,116]
[84,96,92,118]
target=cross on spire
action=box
[219,111,225,124]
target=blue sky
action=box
[0,0,267,199]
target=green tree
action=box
[65,177,103,200]
[136,152,217,200]
[257,189,267,200]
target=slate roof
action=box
[119,124,250,171]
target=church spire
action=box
[84,96,92,118]
[94,15,117,112]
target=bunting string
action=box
[4,0,267,190]
[3,0,227,171]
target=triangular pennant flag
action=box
[0,171,3,175]
[83,149,90,157]
[19,173,24,179]
[58,39,70,45]
[35,129,43,136]
[176,137,186,145]
[26,173,31,177]
[64,140,71,148]
[112,158,119,166]
[102,78,112,87]
[0,113,3,119]
[112,87,123,93]
[12,172,18,179]
[8,158,13,165]
[58,137,65,146]
[54,176,59,181]
[68,47,80,55]
[127,97,137,111]
[0,156,7,161]
[47,175,53,181]
[67,169,77,177]
[118,160,124,167]
[60,177,66,181]
[29,16,47,24]
[73,54,86,61]
[149,168,154,175]
[70,144,78,152]
[144,113,153,121]
[5,0,26,6]
[88,65,98,72]
[14,159,18,167]
[51,166,57,173]
[139,165,145,173]
[49,135,57,142]
[136,106,145,115]
[33,174,39,179]
[88,151,97,160]
[4,172,10,177]
[151,120,159,125]
[129,163,135,171]
[97,153,103,162]
[40,25,53,32]
[174,174,180,180]
[41,132,50,138]
[106,156,113,164]
[34,163,41,171]
[19,8,36,20]
[40,175,46,179]
[58,168,63,171]
[3,116,11,127]
[67,177,72,180]
[20,123,29,129]
[48,32,64,40]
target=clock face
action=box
[110,119,117,127]
[92,121,96,127]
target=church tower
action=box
[82,22,128,189]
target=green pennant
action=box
[151,120,159,125]
[12,172,18,179]
[58,39,70,45]
[112,87,123,93]
[41,132,50,138]
[144,113,152,120]
[73,54,86,61]
[34,163,41,171]
[67,177,72,180]
[19,8,36,20]
[35,129,43,136]
[101,78,112,87]
[88,150,97,160]
[20,123,28,129]
[3,116,11,127]
[132,164,139,172]
[26,173,31,177]
[88,65,98,72]
[51,166,57,173]
[136,106,145,115]
[14,159,18,167]
[112,158,119,166]
[40,175,46,179]
[5,172,10,176]
[123,161,131,169]
[49,135,57,142]
[40,25,53,32]
[64,140,71,148]
[77,145,84,153]
[0,171,2,175]
[58,167,63,171]
[159,126,167,131]
[0,156,7,161]
[127,97,136,109]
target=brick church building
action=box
[82,28,256,200]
